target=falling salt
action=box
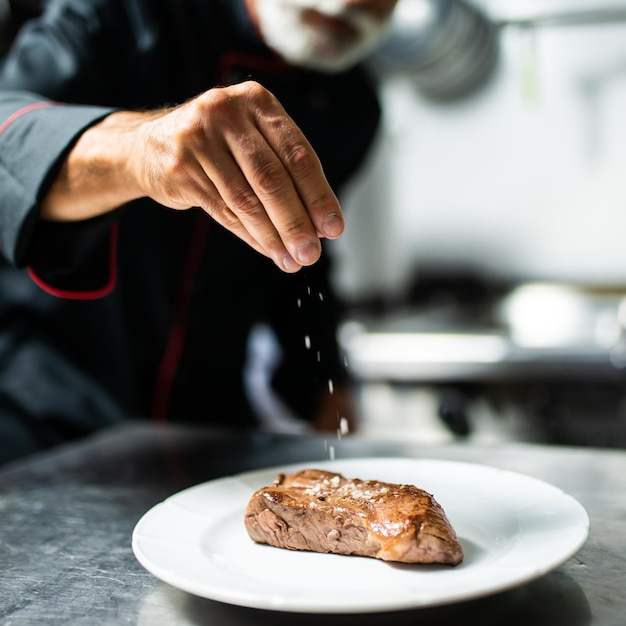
[318,292,324,301]
[339,417,349,436]
[329,445,335,460]
[304,335,311,349]
[336,411,346,440]
[297,298,302,308]
[316,351,321,363]
[328,379,334,394]
[307,286,311,295]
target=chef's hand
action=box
[41,81,345,273]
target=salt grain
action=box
[304,335,311,349]
[339,417,349,435]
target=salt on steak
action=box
[244,468,464,565]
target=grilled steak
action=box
[244,468,463,565]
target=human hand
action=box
[131,81,344,272]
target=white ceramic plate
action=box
[132,457,589,614]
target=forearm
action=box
[40,111,151,222]
[39,82,344,273]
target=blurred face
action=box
[250,0,398,72]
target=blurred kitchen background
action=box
[5,0,626,448]
[329,0,626,447]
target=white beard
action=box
[254,0,393,73]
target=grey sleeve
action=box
[0,91,114,265]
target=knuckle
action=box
[282,143,316,177]
[161,108,205,155]
[279,214,309,238]
[206,201,238,229]
[231,185,264,218]
[206,81,268,110]
[253,159,288,197]
[197,87,238,125]
[239,80,269,102]
[200,86,229,109]
[309,189,338,211]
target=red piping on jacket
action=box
[150,214,211,423]
[4,99,120,301]
[0,101,60,134]
[27,223,119,300]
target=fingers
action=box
[138,82,345,272]
[200,129,326,272]
[171,147,307,271]
[199,82,344,271]
[252,99,345,241]
[173,157,271,260]
[195,141,302,271]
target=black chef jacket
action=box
[0,0,380,463]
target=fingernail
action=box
[322,213,344,238]
[282,253,301,272]
[297,241,320,265]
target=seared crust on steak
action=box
[244,469,463,565]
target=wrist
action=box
[40,110,148,222]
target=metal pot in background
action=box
[370,0,500,102]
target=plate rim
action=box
[132,456,590,614]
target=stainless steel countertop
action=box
[1,422,624,625]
